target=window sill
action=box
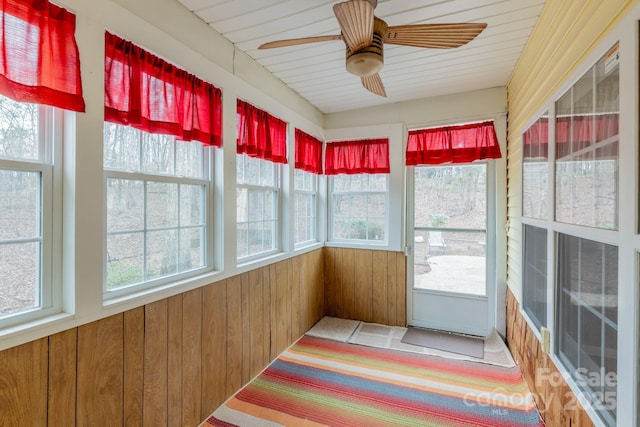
[0,312,75,352]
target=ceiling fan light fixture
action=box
[346,51,383,76]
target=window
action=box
[104,124,209,293]
[555,45,619,229]
[0,0,83,328]
[330,174,387,242]
[413,164,487,296]
[235,100,287,261]
[0,96,60,325]
[522,225,547,330]
[293,128,322,246]
[236,154,279,260]
[326,138,390,243]
[556,234,617,426]
[294,169,317,245]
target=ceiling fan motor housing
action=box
[345,17,387,77]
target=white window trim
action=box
[103,129,214,301]
[323,123,404,252]
[328,174,390,246]
[293,169,319,248]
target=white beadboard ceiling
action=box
[176,0,546,114]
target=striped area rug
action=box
[203,336,544,427]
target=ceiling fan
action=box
[258,0,487,97]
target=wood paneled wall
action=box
[0,249,324,427]
[323,247,406,326]
[505,288,595,427]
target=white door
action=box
[407,163,496,336]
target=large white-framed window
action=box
[104,124,211,297]
[329,173,388,243]
[556,233,618,426]
[520,43,620,427]
[0,95,62,328]
[236,153,280,261]
[294,169,318,246]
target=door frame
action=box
[405,118,507,337]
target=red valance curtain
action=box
[555,114,619,159]
[523,117,549,160]
[0,0,85,111]
[295,129,323,174]
[325,138,390,175]
[406,121,501,165]
[237,99,287,164]
[104,32,222,147]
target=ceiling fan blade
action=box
[385,23,487,49]
[333,0,374,52]
[258,35,343,49]
[361,73,386,97]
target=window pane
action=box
[556,233,618,426]
[0,96,39,161]
[555,48,619,230]
[0,242,39,315]
[180,184,204,227]
[415,165,486,229]
[522,225,547,330]
[179,228,204,271]
[522,115,549,219]
[146,229,178,280]
[0,170,40,240]
[331,174,387,242]
[146,182,178,229]
[107,178,144,232]
[107,233,143,290]
[142,133,175,175]
[248,190,265,221]
[104,123,140,170]
[237,223,248,258]
[236,154,279,259]
[176,140,204,178]
[414,230,486,296]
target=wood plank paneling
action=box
[353,249,372,322]
[77,315,124,427]
[144,299,168,426]
[240,272,251,384]
[0,248,330,426]
[225,275,243,398]
[324,247,406,326]
[506,288,595,427]
[249,268,265,379]
[182,288,203,426]
[167,294,183,427]
[48,329,76,427]
[372,250,388,325]
[202,281,228,416]
[323,247,336,317]
[342,248,355,319]
[123,307,144,427]
[0,338,48,425]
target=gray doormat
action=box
[401,327,484,359]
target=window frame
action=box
[236,153,282,263]
[103,124,214,300]
[328,173,389,245]
[519,39,624,427]
[0,102,63,329]
[293,168,319,248]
